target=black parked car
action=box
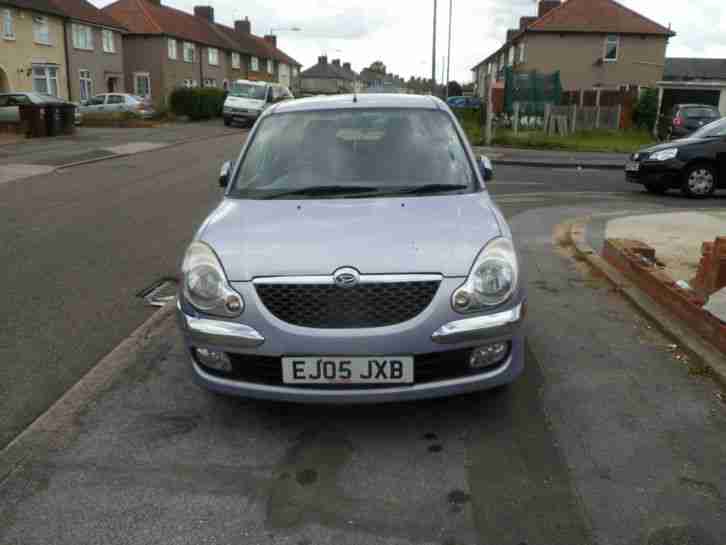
[658,104,721,141]
[626,117,726,197]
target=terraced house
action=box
[103,0,301,108]
[0,0,69,98]
[472,0,675,95]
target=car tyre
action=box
[681,164,716,198]
[644,183,667,195]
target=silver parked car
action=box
[177,94,525,403]
[0,92,82,125]
[78,93,155,118]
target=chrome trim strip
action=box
[252,274,443,285]
[431,304,523,344]
[178,302,265,348]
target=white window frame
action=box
[33,15,51,45]
[604,34,619,62]
[202,78,216,88]
[518,42,525,63]
[72,23,93,50]
[231,52,240,69]
[183,42,195,63]
[267,59,274,74]
[133,72,151,98]
[102,29,115,53]
[2,8,15,40]
[207,47,219,66]
[507,47,514,66]
[251,56,259,71]
[32,64,59,96]
[167,38,177,60]
[79,69,93,101]
[182,79,193,88]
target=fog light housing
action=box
[195,348,232,372]
[469,342,509,369]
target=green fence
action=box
[503,67,562,116]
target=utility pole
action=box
[445,0,452,99]
[431,0,437,95]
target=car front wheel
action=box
[681,164,716,198]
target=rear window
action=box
[231,108,475,198]
[682,107,720,118]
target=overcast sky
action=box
[92,0,726,83]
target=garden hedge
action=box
[169,88,226,120]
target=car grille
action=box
[195,347,510,388]
[254,280,441,329]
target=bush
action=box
[632,88,659,131]
[169,87,226,120]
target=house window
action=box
[231,52,240,69]
[518,42,525,63]
[72,24,93,50]
[33,16,51,45]
[79,69,93,101]
[208,47,218,66]
[507,47,514,66]
[183,42,195,63]
[292,67,297,77]
[134,72,151,97]
[251,56,259,71]
[267,59,273,74]
[102,29,115,53]
[32,65,58,96]
[604,34,619,61]
[168,38,177,59]
[2,9,14,40]
[202,78,216,88]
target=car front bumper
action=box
[176,279,526,403]
[625,159,684,187]
[224,109,261,122]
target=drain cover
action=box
[137,277,179,307]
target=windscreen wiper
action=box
[262,185,376,199]
[360,184,470,197]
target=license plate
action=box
[625,161,640,172]
[282,356,414,384]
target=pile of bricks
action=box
[603,238,726,355]
[692,237,726,297]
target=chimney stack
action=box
[318,55,328,65]
[234,17,251,35]
[343,62,352,72]
[332,59,341,67]
[193,5,214,22]
[538,0,560,18]
[264,34,277,48]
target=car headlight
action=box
[650,148,678,161]
[452,237,519,312]
[181,241,243,317]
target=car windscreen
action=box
[229,108,476,199]
[682,107,720,118]
[690,117,726,138]
[229,83,266,101]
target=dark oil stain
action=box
[428,444,443,453]
[679,476,721,500]
[447,489,471,505]
[296,469,318,486]
[423,432,438,441]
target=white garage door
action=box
[279,63,291,88]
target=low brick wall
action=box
[692,237,726,297]
[603,238,726,355]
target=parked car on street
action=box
[447,96,482,109]
[177,93,524,403]
[0,92,82,125]
[78,93,155,119]
[222,80,294,127]
[658,104,721,141]
[626,116,726,197]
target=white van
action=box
[223,80,294,127]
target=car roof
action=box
[272,93,442,114]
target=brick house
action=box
[59,0,126,102]
[472,0,675,96]
[103,0,300,108]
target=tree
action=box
[368,61,387,75]
[633,88,659,131]
[447,80,463,97]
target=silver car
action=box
[177,93,525,403]
[78,93,155,118]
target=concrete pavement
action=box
[474,145,629,170]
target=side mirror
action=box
[219,160,232,187]
[478,155,494,181]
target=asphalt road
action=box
[1,142,726,544]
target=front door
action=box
[107,77,118,93]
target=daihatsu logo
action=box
[334,268,360,288]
